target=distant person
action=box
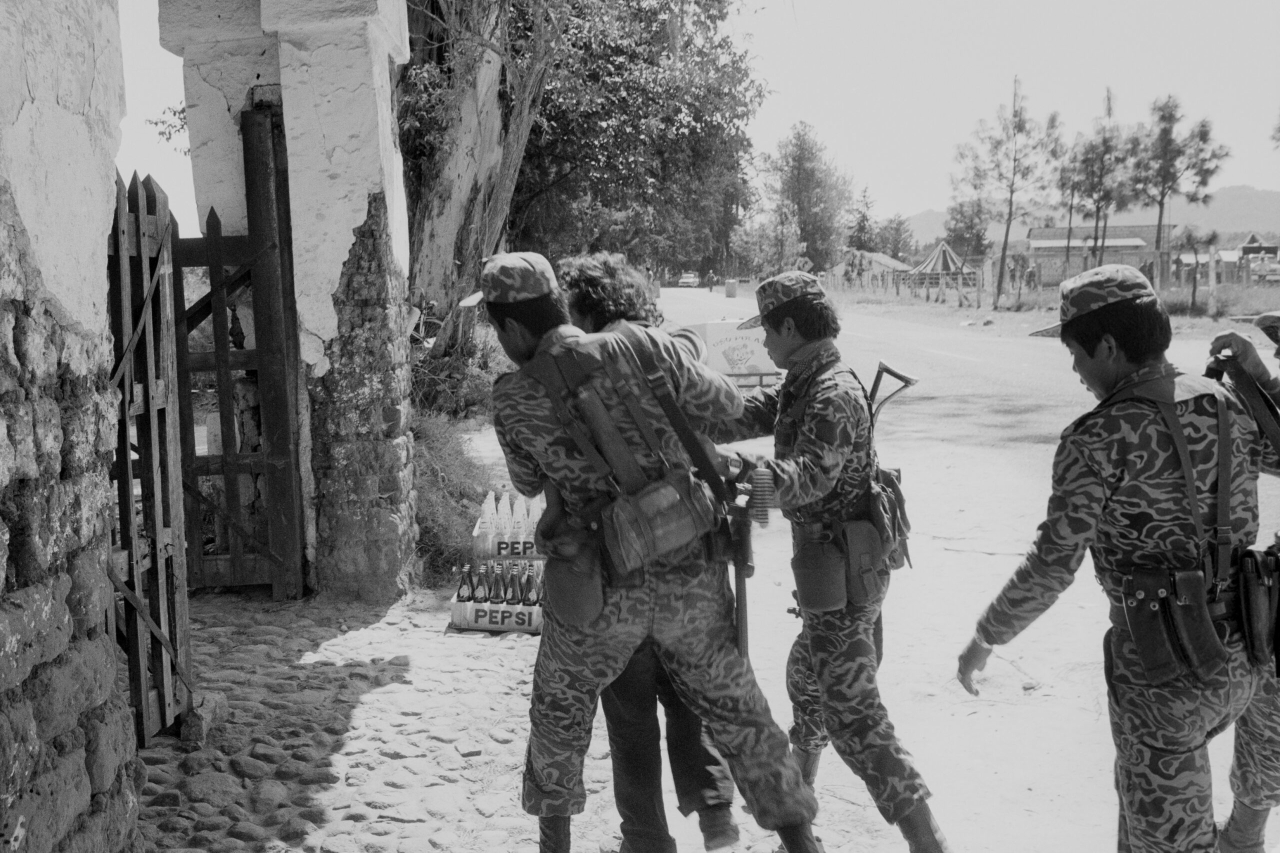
[557,251,739,853]
[958,265,1280,852]
[707,271,953,852]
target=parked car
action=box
[677,271,699,288]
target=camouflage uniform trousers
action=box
[1105,625,1280,853]
[523,559,818,831]
[785,571,930,824]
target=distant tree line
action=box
[947,79,1242,308]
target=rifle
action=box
[727,468,773,662]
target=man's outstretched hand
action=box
[957,635,993,697]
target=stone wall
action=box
[1,2,141,850]
[310,193,418,603]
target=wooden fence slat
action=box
[205,210,249,576]
[132,174,177,731]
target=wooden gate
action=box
[173,92,306,600]
[107,172,192,746]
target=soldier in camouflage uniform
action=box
[707,272,953,853]
[463,253,822,853]
[557,252,739,853]
[957,265,1280,853]
[1207,318,1280,853]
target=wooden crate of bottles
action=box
[449,491,546,635]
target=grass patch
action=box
[412,412,496,588]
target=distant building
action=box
[1027,224,1176,285]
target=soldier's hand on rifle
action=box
[1210,331,1276,388]
[957,634,993,697]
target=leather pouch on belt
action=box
[543,528,606,628]
[1122,570,1185,685]
[843,520,886,605]
[791,535,847,612]
[1241,550,1279,667]
[1167,569,1229,681]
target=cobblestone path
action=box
[137,589,796,853]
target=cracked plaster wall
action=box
[1,3,143,852]
[161,0,414,597]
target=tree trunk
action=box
[403,2,555,335]
[1154,198,1166,289]
[1190,248,1200,310]
[1063,188,1075,278]
[1099,214,1110,266]
[995,189,1014,310]
[1090,206,1103,268]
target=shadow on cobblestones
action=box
[135,587,413,853]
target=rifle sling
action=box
[614,324,730,504]
[522,352,631,495]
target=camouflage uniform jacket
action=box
[494,322,743,564]
[708,339,876,526]
[977,362,1279,647]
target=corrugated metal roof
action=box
[1030,238,1147,249]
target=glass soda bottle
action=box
[455,564,474,603]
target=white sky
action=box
[727,0,1280,217]
[117,0,1280,233]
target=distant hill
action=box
[907,185,1280,247]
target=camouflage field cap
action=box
[737,270,826,329]
[458,252,559,308]
[1030,264,1156,337]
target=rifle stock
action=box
[729,503,753,662]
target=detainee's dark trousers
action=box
[600,638,735,853]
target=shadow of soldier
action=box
[132,587,423,851]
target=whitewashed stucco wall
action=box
[0,0,126,333]
[160,0,409,374]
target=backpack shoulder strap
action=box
[614,323,729,504]
[522,350,641,495]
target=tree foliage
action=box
[876,215,914,261]
[1075,90,1134,267]
[505,0,763,278]
[953,78,1061,308]
[764,122,852,273]
[729,201,803,280]
[1128,96,1229,287]
[846,189,878,253]
[943,198,993,260]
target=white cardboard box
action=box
[449,595,543,635]
[681,320,781,384]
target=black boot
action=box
[697,803,740,851]
[540,815,571,853]
[776,822,825,853]
[795,748,821,789]
[1219,801,1271,853]
[897,800,952,853]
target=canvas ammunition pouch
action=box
[1103,374,1239,685]
[1240,548,1280,667]
[523,325,725,597]
[541,524,606,628]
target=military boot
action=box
[1219,801,1271,853]
[776,822,826,853]
[795,749,822,789]
[897,800,952,853]
[697,803,740,851]
[540,815,571,853]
